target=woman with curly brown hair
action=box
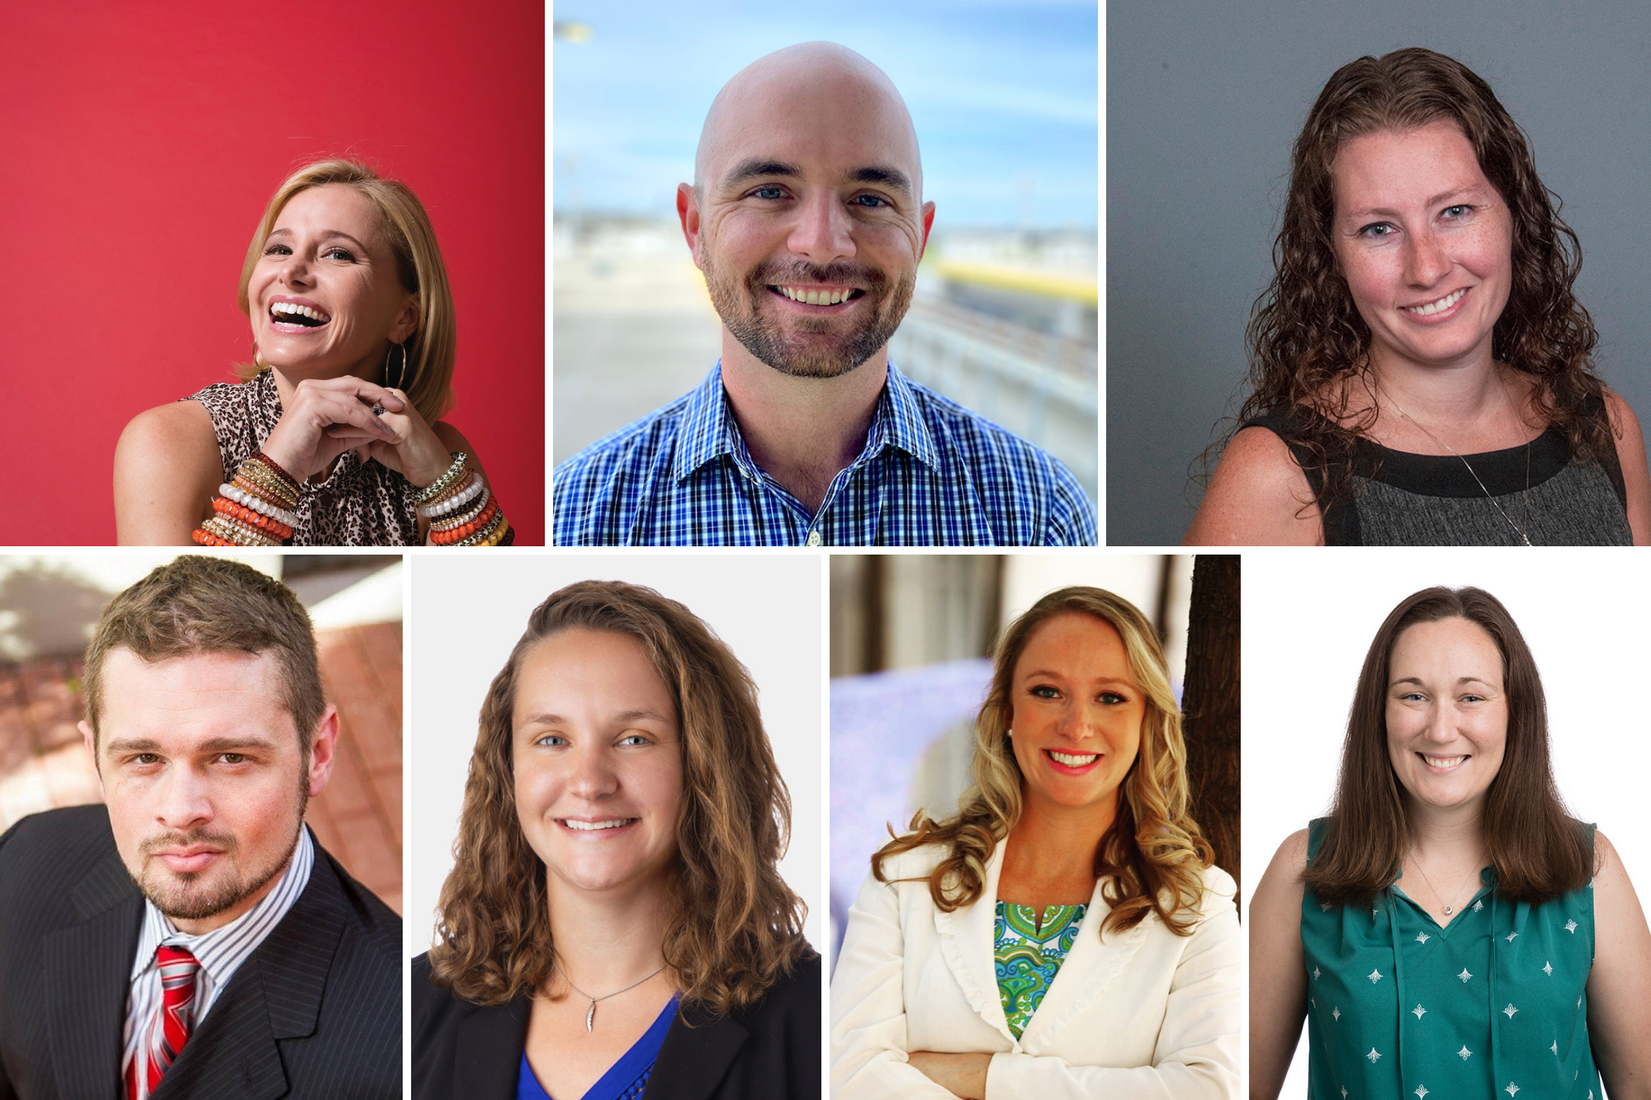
[1187,47,1651,546]
[830,587,1239,1098]
[413,580,817,1100]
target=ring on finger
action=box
[370,402,385,416]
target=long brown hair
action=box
[1228,47,1610,513]
[1306,586,1592,907]
[428,580,810,1012]
[873,587,1213,938]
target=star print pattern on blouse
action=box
[992,901,1087,1039]
[1298,818,1602,1097]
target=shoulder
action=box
[1186,426,1323,545]
[738,950,822,1027]
[554,397,692,491]
[870,839,954,885]
[309,842,401,970]
[0,804,113,869]
[898,377,1096,543]
[117,400,218,467]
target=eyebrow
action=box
[266,227,370,251]
[519,708,675,728]
[720,159,914,198]
[1021,669,1136,688]
[1344,185,1484,222]
[104,735,280,755]
[1391,676,1497,689]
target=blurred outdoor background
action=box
[827,554,1241,972]
[552,2,1099,508]
[0,553,404,913]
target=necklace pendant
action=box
[1443,904,1454,916]
[586,1001,596,1032]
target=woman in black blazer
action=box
[413,580,819,1100]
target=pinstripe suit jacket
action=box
[0,804,401,1100]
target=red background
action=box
[0,0,545,545]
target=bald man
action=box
[553,43,1096,547]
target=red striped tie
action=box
[125,945,199,1100]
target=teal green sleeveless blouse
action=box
[1300,819,1600,1099]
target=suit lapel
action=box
[453,999,530,1100]
[44,847,142,1100]
[641,1001,748,1100]
[150,845,349,1100]
[934,842,1013,1041]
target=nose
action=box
[566,744,620,799]
[786,190,856,266]
[277,249,314,289]
[1421,703,1458,744]
[156,766,212,831]
[1404,228,1452,288]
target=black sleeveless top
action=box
[1242,403,1631,546]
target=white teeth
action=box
[778,286,853,306]
[1405,288,1465,316]
[1423,755,1466,769]
[563,818,634,831]
[1049,751,1101,766]
[271,301,331,322]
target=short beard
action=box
[702,256,915,379]
[132,773,309,923]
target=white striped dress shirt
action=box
[121,829,314,1081]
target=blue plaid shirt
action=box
[552,363,1096,546]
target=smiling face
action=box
[682,45,934,379]
[1385,616,1509,815]
[248,183,417,383]
[512,629,685,902]
[1004,612,1145,827]
[83,648,331,934]
[1331,121,1514,375]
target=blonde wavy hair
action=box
[428,580,811,1012]
[236,157,457,424]
[874,586,1213,937]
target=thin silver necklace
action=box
[553,961,666,1032]
[1406,851,1485,917]
[1375,374,1534,546]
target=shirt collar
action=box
[129,827,315,983]
[670,360,942,483]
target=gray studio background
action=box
[1107,3,1651,546]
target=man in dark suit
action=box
[0,556,399,1099]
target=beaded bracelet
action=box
[430,500,500,545]
[414,452,469,504]
[212,497,295,541]
[219,483,300,528]
[253,450,302,497]
[193,454,301,546]
[432,490,493,531]
[418,472,486,518]
[454,510,509,547]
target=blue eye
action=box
[750,186,787,200]
[324,247,355,261]
[1443,204,1473,218]
[1359,222,1396,239]
[852,194,890,208]
[263,244,291,256]
[1100,691,1129,705]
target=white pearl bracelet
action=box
[220,483,300,527]
[432,487,493,530]
[417,472,485,518]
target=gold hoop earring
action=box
[385,341,408,390]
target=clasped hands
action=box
[258,375,451,489]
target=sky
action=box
[552,0,1098,230]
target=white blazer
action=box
[830,840,1239,1098]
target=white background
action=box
[1242,548,1651,1094]
[404,553,825,960]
